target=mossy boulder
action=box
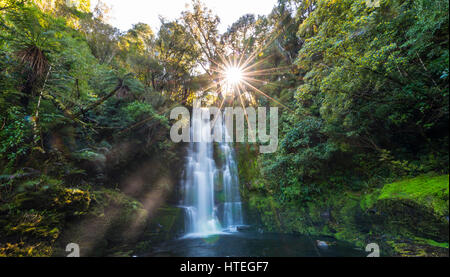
[362,175,449,241]
[363,175,448,215]
[0,209,62,257]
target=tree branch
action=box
[74,80,124,118]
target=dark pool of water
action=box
[144,232,366,257]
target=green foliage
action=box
[295,0,449,170]
[0,107,33,167]
[248,194,281,231]
[123,101,157,122]
[252,0,449,216]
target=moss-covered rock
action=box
[362,175,449,241]
[363,175,449,216]
[245,174,449,257]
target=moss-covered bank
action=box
[239,159,449,257]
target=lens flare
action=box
[224,66,243,86]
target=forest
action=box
[0,0,448,257]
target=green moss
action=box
[387,239,449,257]
[412,237,449,249]
[377,174,449,216]
[236,144,260,194]
[248,193,281,231]
[387,241,428,257]
[91,189,148,236]
[360,190,380,210]
[215,191,225,203]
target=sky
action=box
[91,0,278,33]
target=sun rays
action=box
[198,49,289,143]
[208,52,293,113]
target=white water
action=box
[181,108,243,237]
[220,130,244,231]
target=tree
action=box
[80,2,120,65]
[181,0,223,77]
[222,14,257,56]
[119,23,160,89]
[155,19,200,99]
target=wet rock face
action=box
[140,206,185,243]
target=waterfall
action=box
[181,107,243,237]
[220,121,244,231]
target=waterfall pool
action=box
[143,231,366,257]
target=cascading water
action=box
[181,107,243,237]
[220,122,243,231]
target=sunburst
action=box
[211,53,292,112]
[204,50,293,143]
[224,66,244,85]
